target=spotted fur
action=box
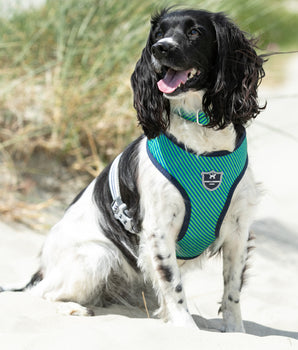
[1,9,264,332]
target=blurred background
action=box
[0,0,297,230]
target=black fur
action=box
[157,264,173,282]
[131,33,170,138]
[93,136,144,270]
[175,283,183,293]
[240,231,255,290]
[131,8,265,138]
[204,12,266,129]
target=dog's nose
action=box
[151,42,170,59]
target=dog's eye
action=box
[188,28,200,38]
[155,31,164,40]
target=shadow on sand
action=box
[193,315,298,340]
[92,304,298,340]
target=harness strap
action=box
[108,153,137,234]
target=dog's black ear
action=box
[203,14,266,128]
[131,13,170,139]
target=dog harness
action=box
[147,110,248,259]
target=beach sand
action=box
[0,56,298,349]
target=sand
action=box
[0,56,298,349]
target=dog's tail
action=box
[0,270,43,293]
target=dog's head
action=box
[131,8,265,138]
[150,9,217,97]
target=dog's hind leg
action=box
[29,241,132,315]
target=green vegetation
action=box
[0,0,297,224]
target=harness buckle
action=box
[111,197,137,234]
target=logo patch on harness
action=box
[201,171,223,191]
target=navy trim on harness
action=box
[147,124,248,260]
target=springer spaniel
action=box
[2,8,265,332]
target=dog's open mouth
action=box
[157,68,200,94]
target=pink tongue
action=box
[157,69,192,94]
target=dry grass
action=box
[0,0,297,228]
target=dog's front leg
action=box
[220,223,252,333]
[139,228,196,328]
[138,152,197,328]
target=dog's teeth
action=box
[188,68,197,80]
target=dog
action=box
[1,8,265,332]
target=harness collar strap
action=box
[175,109,210,126]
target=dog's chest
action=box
[147,132,248,259]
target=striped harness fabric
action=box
[147,112,248,259]
[176,109,210,125]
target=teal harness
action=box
[147,110,248,260]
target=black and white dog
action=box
[2,8,265,332]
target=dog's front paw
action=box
[220,306,245,333]
[221,321,245,333]
[221,309,245,333]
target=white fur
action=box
[31,180,141,306]
[157,37,178,47]
[25,90,259,333]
